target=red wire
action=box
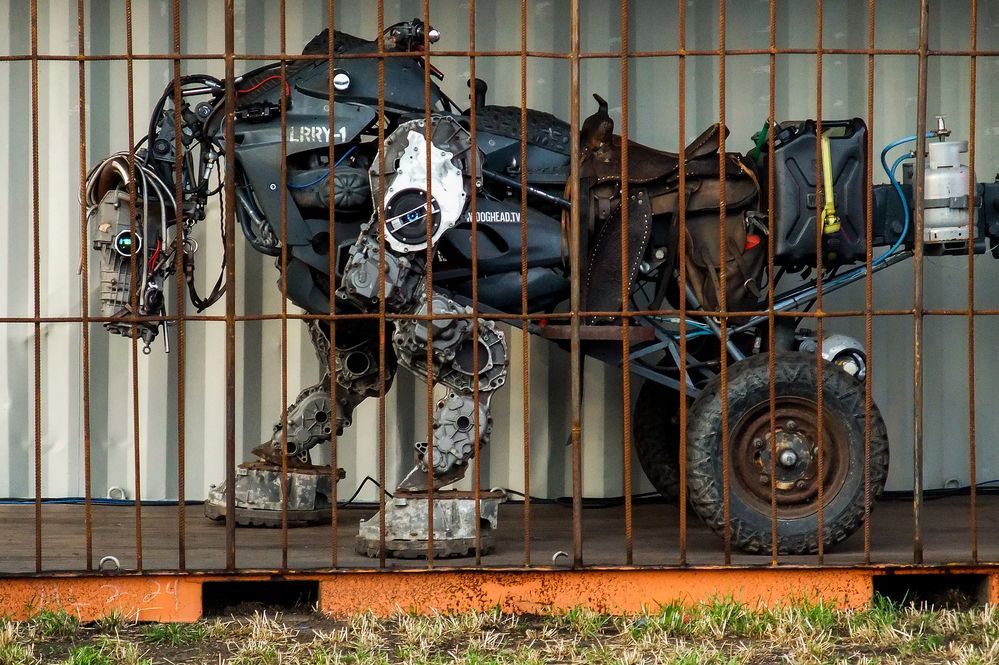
[237,75,290,96]
[148,239,161,270]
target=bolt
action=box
[753,438,764,449]
[760,474,770,486]
[785,420,797,432]
[779,449,798,467]
[795,480,807,489]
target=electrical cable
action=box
[882,479,999,502]
[500,488,666,508]
[0,498,201,506]
[237,74,291,96]
[337,475,393,508]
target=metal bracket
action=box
[924,194,974,210]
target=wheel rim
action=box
[731,397,851,519]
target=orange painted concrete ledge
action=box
[0,567,990,622]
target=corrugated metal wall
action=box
[2,0,998,502]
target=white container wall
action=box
[2,0,999,502]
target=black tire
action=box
[686,351,889,555]
[634,380,683,502]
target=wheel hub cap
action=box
[732,398,851,519]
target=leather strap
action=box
[582,188,654,323]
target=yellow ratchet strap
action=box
[820,131,841,236]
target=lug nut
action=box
[753,438,764,449]
[785,420,797,432]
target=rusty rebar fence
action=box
[1,0,995,575]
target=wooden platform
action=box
[2,496,996,573]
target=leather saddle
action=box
[578,94,762,320]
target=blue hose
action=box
[873,132,936,265]
[286,146,358,190]
[884,151,912,259]
[817,132,932,291]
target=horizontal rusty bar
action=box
[5,47,999,63]
[538,324,657,342]
[8,307,999,326]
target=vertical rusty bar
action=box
[967,0,978,564]
[223,0,238,572]
[467,0,484,567]
[863,0,876,565]
[375,0,388,568]
[717,0,731,565]
[170,0,187,572]
[618,0,634,567]
[519,0,532,568]
[767,0,779,565]
[30,0,42,574]
[676,0,688,566]
[124,0,143,572]
[422,0,436,570]
[77,0,94,572]
[813,0,826,566]
[569,0,584,568]
[327,0,339,570]
[278,0,290,573]
[911,0,929,566]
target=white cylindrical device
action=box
[924,139,972,244]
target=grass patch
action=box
[62,645,112,665]
[140,621,207,646]
[93,610,131,632]
[0,622,34,665]
[0,599,997,664]
[31,608,80,638]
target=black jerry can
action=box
[762,118,868,266]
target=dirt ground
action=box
[7,594,999,664]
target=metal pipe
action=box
[481,169,571,209]
[730,250,913,336]
[684,283,745,362]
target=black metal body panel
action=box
[434,195,569,312]
[437,196,566,272]
[298,44,451,114]
[230,96,375,246]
